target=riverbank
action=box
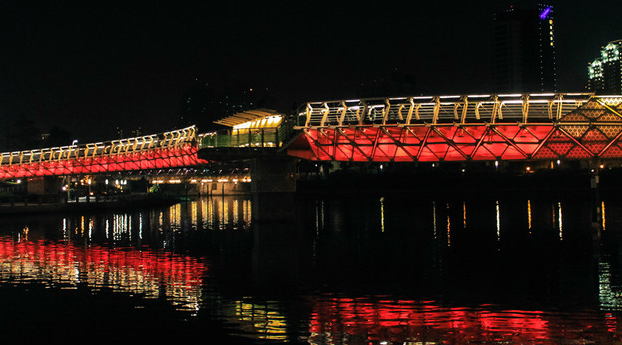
[0,194,182,215]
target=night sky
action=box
[0,0,621,143]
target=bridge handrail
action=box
[296,93,597,127]
[0,126,198,166]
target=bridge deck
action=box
[292,94,622,162]
[0,126,205,179]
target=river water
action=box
[0,190,621,344]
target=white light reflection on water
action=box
[432,201,437,239]
[558,202,563,241]
[496,200,501,242]
[446,203,451,247]
[598,258,622,311]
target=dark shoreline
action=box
[296,168,620,200]
[0,194,181,215]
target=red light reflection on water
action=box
[309,298,621,344]
[0,236,207,307]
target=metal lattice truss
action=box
[294,93,622,162]
[0,126,207,179]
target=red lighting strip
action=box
[302,125,556,161]
[300,124,622,162]
[0,145,208,179]
[296,97,622,162]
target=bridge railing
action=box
[0,126,198,166]
[297,93,594,127]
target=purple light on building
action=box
[539,6,552,20]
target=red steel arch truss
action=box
[0,126,207,179]
[294,93,622,162]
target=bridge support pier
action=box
[250,157,297,222]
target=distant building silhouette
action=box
[493,3,556,93]
[177,80,273,132]
[587,40,622,95]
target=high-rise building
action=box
[493,3,557,93]
[587,40,622,95]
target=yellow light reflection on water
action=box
[207,198,214,228]
[446,203,451,247]
[233,300,288,341]
[552,203,556,228]
[602,201,606,231]
[244,199,251,226]
[223,198,229,228]
[527,200,532,234]
[170,203,181,231]
[315,201,320,235]
[380,197,385,233]
[233,199,239,225]
[191,200,198,227]
[463,201,466,229]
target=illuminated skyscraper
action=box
[493,4,557,93]
[588,40,622,95]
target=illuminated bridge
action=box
[4,94,622,181]
[0,126,204,179]
[289,93,622,163]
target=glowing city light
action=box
[539,6,552,20]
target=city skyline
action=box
[588,39,622,94]
[0,0,621,143]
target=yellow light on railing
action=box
[232,115,282,130]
